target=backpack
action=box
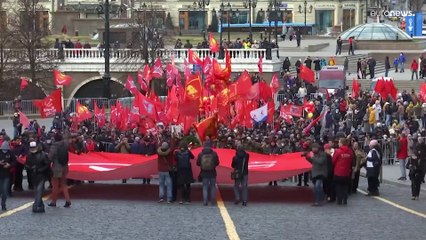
[200,153,215,171]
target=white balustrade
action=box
[2,48,280,63]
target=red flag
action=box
[142,64,152,87]
[184,73,203,102]
[138,68,148,92]
[270,74,280,94]
[246,82,260,100]
[188,49,203,66]
[280,104,303,117]
[166,64,175,87]
[299,65,315,84]
[110,105,118,126]
[267,100,275,124]
[76,102,92,122]
[18,111,30,128]
[20,77,29,90]
[53,69,72,86]
[194,115,218,142]
[125,75,138,95]
[259,81,273,102]
[279,106,293,124]
[257,55,263,75]
[184,59,191,80]
[420,83,426,102]
[203,56,212,75]
[388,79,397,100]
[225,49,231,75]
[135,92,158,120]
[303,112,325,136]
[94,104,106,127]
[352,79,361,98]
[33,89,62,118]
[229,70,252,98]
[374,78,387,99]
[209,33,219,53]
[152,57,164,78]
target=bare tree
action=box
[7,0,56,93]
[409,0,424,12]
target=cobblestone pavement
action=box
[0,178,425,240]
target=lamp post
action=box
[140,2,149,63]
[298,0,312,27]
[219,2,224,44]
[96,0,111,99]
[270,0,282,56]
[243,0,257,41]
[197,0,210,39]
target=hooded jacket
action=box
[196,144,219,179]
[157,146,174,172]
[231,149,249,176]
[0,142,16,178]
[332,145,354,177]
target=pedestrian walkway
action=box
[362,164,426,191]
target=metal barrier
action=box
[0,100,39,116]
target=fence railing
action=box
[1,48,280,63]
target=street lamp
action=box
[196,0,210,39]
[298,0,313,27]
[96,0,112,99]
[141,2,149,64]
[243,0,257,41]
[270,0,282,57]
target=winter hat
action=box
[161,142,169,150]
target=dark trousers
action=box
[411,174,422,197]
[33,179,45,212]
[367,176,380,194]
[142,178,151,184]
[169,171,178,201]
[14,163,24,190]
[179,184,191,202]
[352,171,360,193]
[298,172,309,185]
[349,45,354,55]
[334,176,350,204]
[323,175,335,201]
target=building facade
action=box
[1,0,366,35]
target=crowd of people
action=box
[2,38,426,212]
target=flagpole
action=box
[58,85,64,111]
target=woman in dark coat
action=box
[174,142,195,204]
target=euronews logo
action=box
[369,10,414,17]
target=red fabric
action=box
[257,55,263,75]
[18,150,311,184]
[94,104,106,127]
[352,79,360,98]
[166,63,175,87]
[339,100,347,113]
[134,92,158,121]
[53,69,72,86]
[138,68,148,92]
[76,102,91,122]
[33,89,62,118]
[267,100,275,124]
[188,49,203,66]
[332,146,354,177]
[420,83,426,102]
[152,57,164,78]
[110,105,118,126]
[209,33,219,53]
[183,59,191,80]
[411,60,418,71]
[396,137,408,159]
[388,79,398,100]
[302,111,324,136]
[203,56,212,75]
[229,70,252,98]
[299,65,315,84]
[259,82,273,102]
[246,83,260,100]
[20,77,29,90]
[374,78,386,99]
[280,104,303,117]
[195,115,218,141]
[125,75,138,95]
[19,111,30,128]
[270,74,279,94]
[180,73,202,117]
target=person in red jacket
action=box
[396,133,409,180]
[411,59,418,80]
[332,138,354,205]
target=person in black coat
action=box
[175,141,195,204]
[282,57,291,72]
[0,141,16,211]
[197,141,220,206]
[232,144,249,206]
[25,142,51,213]
[385,56,391,77]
